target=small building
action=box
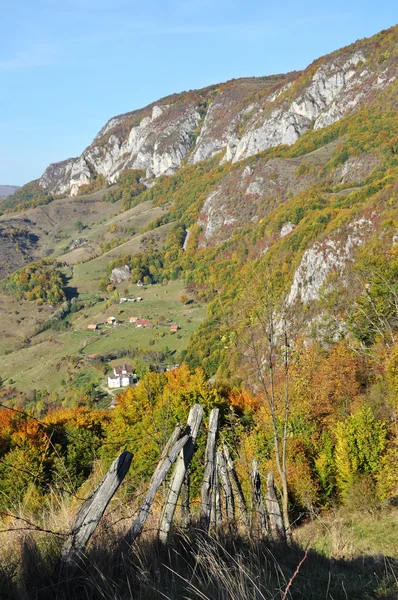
[87,323,98,331]
[108,364,136,389]
[136,319,151,328]
[170,325,180,332]
[129,316,139,323]
[137,280,144,287]
[127,298,136,302]
[106,316,117,324]
[108,375,121,388]
[120,298,127,303]
[109,398,118,409]
[114,364,133,376]
[136,297,143,302]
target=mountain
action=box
[0,25,397,386]
[0,185,19,197]
[32,26,397,197]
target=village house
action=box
[120,298,127,303]
[107,364,136,388]
[129,316,139,323]
[106,316,117,325]
[170,324,180,332]
[87,323,98,331]
[136,319,151,328]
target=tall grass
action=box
[1,518,397,600]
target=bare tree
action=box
[233,268,297,542]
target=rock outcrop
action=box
[37,27,397,197]
[287,217,376,305]
[110,265,131,284]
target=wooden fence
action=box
[55,402,286,581]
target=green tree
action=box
[334,405,387,501]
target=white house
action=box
[108,375,122,388]
[107,364,136,388]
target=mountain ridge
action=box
[27,25,396,197]
[0,185,19,198]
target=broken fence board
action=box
[158,404,203,543]
[56,450,133,580]
[223,444,249,527]
[123,431,189,545]
[217,448,235,522]
[251,458,268,538]
[265,472,286,543]
[200,408,219,530]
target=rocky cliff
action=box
[38,27,397,197]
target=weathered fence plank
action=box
[158,404,203,543]
[180,470,191,530]
[251,458,268,538]
[217,449,235,522]
[123,430,189,546]
[56,450,133,580]
[265,472,286,543]
[223,444,249,527]
[200,408,219,530]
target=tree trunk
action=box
[200,408,219,531]
[158,404,203,543]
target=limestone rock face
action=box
[37,27,397,197]
[40,103,200,196]
[110,265,131,284]
[287,217,376,305]
[333,153,381,184]
[223,52,373,163]
[280,222,295,238]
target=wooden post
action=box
[56,450,133,580]
[123,429,189,546]
[223,444,249,528]
[159,404,203,543]
[265,472,286,543]
[200,408,219,531]
[180,470,191,530]
[251,458,268,538]
[217,449,235,522]
[209,460,221,531]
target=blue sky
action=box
[0,0,396,185]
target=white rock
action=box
[280,222,295,238]
[287,217,375,305]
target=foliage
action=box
[1,260,67,304]
[103,169,146,210]
[0,407,109,509]
[334,405,387,501]
[0,180,54,214]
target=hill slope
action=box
[0,25,397,391]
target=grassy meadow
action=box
[0,280,206,393]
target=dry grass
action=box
[1,497,397,600]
